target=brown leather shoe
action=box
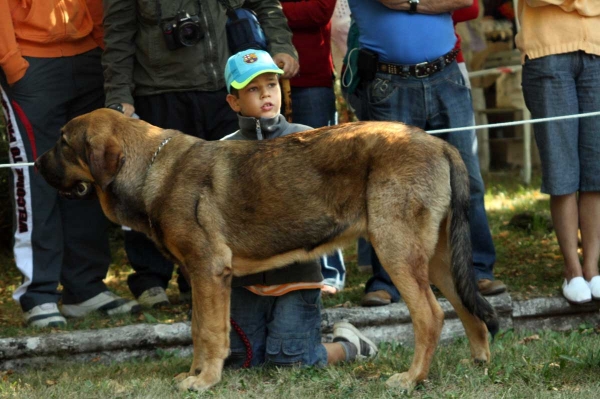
[361,290,392,307]
[478,279,507,296]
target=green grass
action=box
[0,170,567,338]
[1,327,599,398]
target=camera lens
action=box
[178,22,202,46]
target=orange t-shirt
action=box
[245,282,324,297]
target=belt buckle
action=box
[414,61,430,78]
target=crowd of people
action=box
[1,0,598,369]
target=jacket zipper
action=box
[256,120,264,140]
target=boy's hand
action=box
[272,53,299,78]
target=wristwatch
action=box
[107,103,124,113]
[408,0,419,14]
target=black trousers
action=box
[125,89,238,297]
[0,48,111,310]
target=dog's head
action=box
[35,109,127,198]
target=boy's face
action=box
[226,73,281,119]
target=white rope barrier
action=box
[426,110,600,135]
[0,161,34,169]
[1,110,599,170]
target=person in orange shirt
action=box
[0,0,139,328]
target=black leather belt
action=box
[377,49,459,78]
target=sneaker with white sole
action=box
[62,291,141,318]
[24,303,67,328]
[332,321,378,359]
[137,287,170,308]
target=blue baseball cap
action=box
[225,49,284,93]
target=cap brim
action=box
[230,68,284,90]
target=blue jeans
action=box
[227,287,327,367]
[292,86,346,290]
[522,51,600,195]
[358,61,496,301]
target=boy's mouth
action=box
[261,102,274,112]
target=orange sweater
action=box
[515,0,600,63]
[0,0,104,85]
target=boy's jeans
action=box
[359,61,496,301]
[227,287,327,367]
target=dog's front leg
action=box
[177,259,232,392]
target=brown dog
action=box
[36,109,498,392]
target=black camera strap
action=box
[154,0,202,25]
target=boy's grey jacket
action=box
[223,114,312,140]
[224,114,324,287]
[102,0,297,106]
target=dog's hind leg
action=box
[372,228,445,392]
[175,247,233,392]
[429,223,491,363]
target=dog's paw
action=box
[386,372,417,393]
[174,372,191,383]
[176,374,219,392]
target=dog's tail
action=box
[445,146,499,338]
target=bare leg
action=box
[324,342,347,364]
[579,192,600,280]
[551,193,583,280]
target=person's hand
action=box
[122,103,136,117]
[272,53,299,79]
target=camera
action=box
[162,11,204,51]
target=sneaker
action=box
[24,303,67,328]
[333,321,378,359]
[62,291,141,318]
[562,277,592,304]
[477,279,507,296]
[361,290,392,307]
[137,287,170,308]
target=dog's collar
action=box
[148,137,172,171]
[146,137,172,233]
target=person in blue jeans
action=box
[281,0,346,294]
[517,3,600,303]
[347,0,506,306]
[222,49,377,367]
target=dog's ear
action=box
[88,135,125,191]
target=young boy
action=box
[222,49,377,368]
